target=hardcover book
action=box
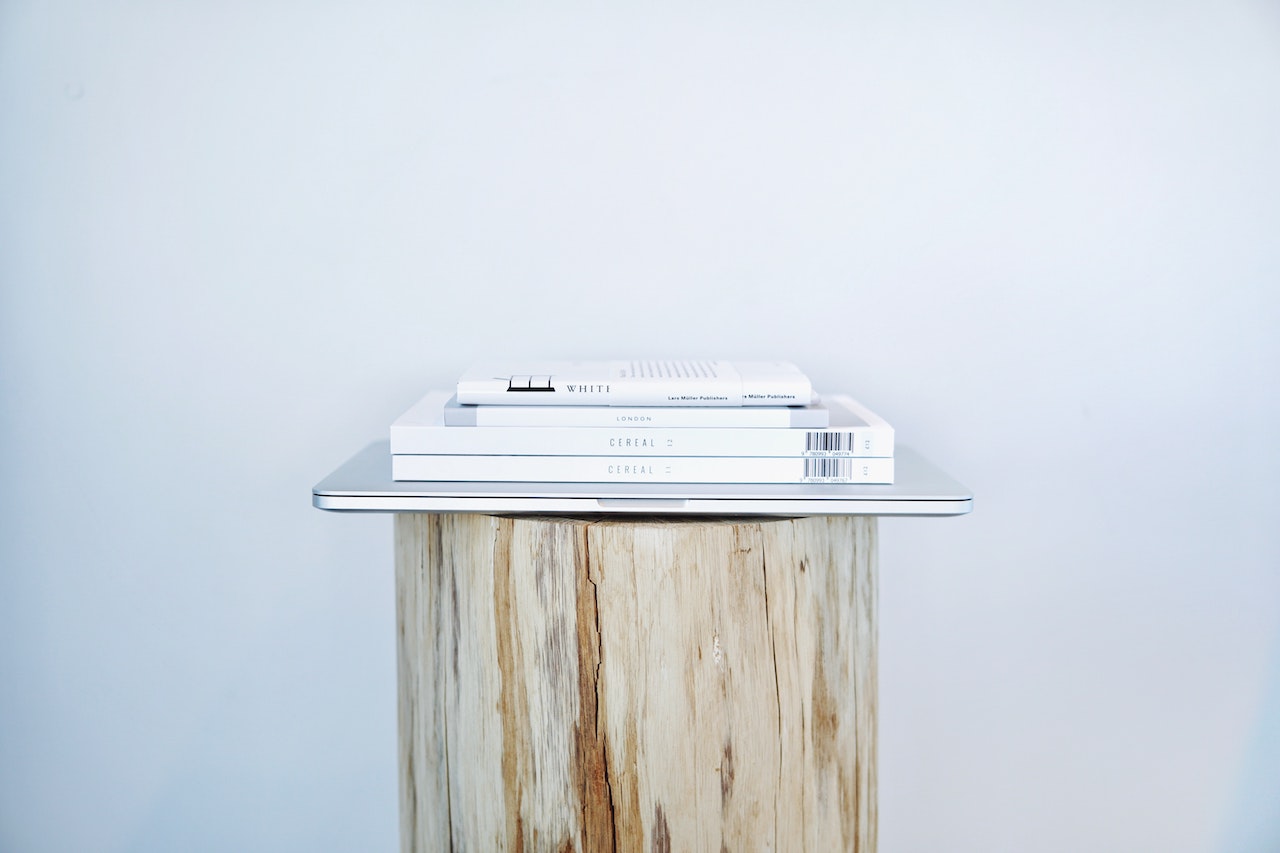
[455,360,811,407]
[392,393,891,457]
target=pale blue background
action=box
[2,2,1278,851]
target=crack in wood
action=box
[759,537,784,853]
[583,526,618,852]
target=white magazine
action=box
[392,454,894,484]
[394,392,891,457]
[442,395,830,428]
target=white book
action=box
[455,360,811,406]
[443,395,830,428]
[392,454,894,484]
[393,392,892,457]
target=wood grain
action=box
[395,514,877,852]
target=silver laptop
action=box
[313,442,972,516]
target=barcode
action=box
[804,431,858,454]
[803,457,855,479]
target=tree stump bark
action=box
[395,514,877,853]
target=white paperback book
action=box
[391,454,894,484]
[455,360,811,406]
[393,392,891,457]
[442,395,830,428]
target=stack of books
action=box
[390,361,895,485]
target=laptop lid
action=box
[314,442,972,517]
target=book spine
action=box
[392,425,893,457]
[391,455,894,484]
[456,361,810,407]
[443,405,830,429]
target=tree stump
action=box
[395,514,877,852]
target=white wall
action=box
[2,1,1278,851]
